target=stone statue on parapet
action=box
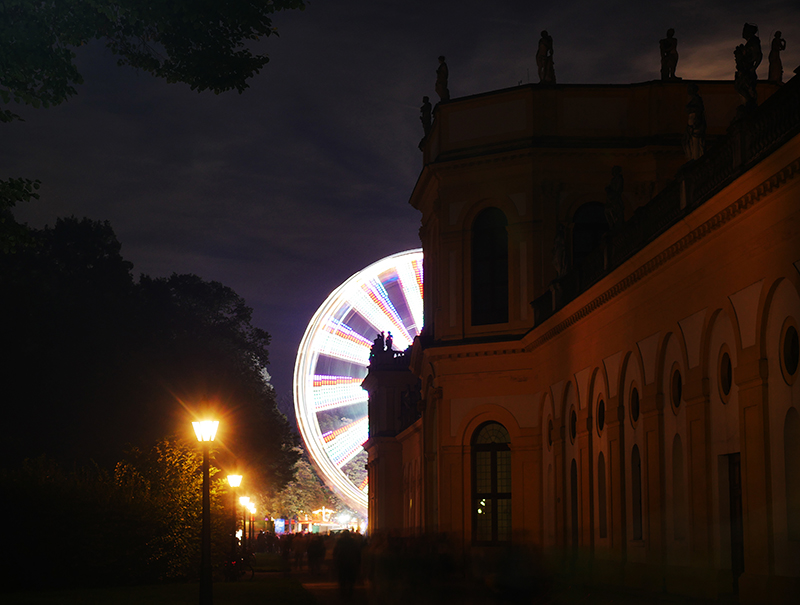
[536,31,556,84]
[385,331,394,352]
[420,96,432,137]
[734,23,762,113]
[552,222,567,278]
[660,28,680,81]
[604,166,625,229]
[768,31,786,83]
[435,56,450,102]
[683,83,706,161]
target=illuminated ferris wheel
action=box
[293,249,424,515]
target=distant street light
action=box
[226,475,242,577]
[239,496,250,555]
[248,503,257,542]
[193,420,219,605]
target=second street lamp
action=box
[239,496,250,555]
[193,420,219,605]
[226,474,242,578]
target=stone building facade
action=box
[363,76,800,603]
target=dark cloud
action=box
[5,0,799,400]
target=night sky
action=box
[4,0,799,415]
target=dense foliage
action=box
[1,439,232,590]
[264,454,347,521]
[0,216,300,490]
[1,0,305,209]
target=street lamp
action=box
[226,475,242,576]
[248,503,257,543]
[193,420,219,605]
[239,496,250,555]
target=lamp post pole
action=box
[193,420,218,605]
[201,442,212,604]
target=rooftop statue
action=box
[660,28,680,81]
[435,56,450,102]
[734,23,762,113]
[768,31,786,83]
[683,83,707,161]
[604,166,625,229]
[536,31,556,84]
[420,96,432,137]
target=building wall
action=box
[369,77,799,603]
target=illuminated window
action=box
[472,422,511,544]
[471,208,508,326]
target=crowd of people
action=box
[248,529,550,603]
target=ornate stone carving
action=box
[734,23,762,114]
[660,29,680,81]
[435,56,450,102]
[768,31,786,83]
[536,31,556,84]
[683,82,706,161]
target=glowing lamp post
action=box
[248,503,257,542]
[193,420,218,605]
[239,496,250,554]
[226,475,242,573]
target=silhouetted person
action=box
[334,530,361,598]
[435,56,450,102]
[385,331,393,351]
[307,535,326,575]
[768,31,786,83]
[660,28,680,80]
[536,31,555,83]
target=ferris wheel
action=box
[293,249,424,515]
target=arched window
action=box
[632,444,643,540]
[598,452,608,539]
[471,208,508,326]
[785,408,800,540]
[672,434,686,540]
[572,202,608,266]
[472,422,511,544]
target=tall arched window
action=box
[632,444,643,540]
[571,459,579,549]
[672,434,686,540]
[471,207,508,326]
[598,452,608,539]
[472,422,511,544]
[572,202,608,266]
[785,408,800,541]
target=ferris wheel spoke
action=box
[312,375,368,411]
[322,416,369,468]
[348,278,413,349]
[357,476,368,492]
[315,318,373,365]
[396,257,424,334]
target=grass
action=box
[3,574,315,605]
